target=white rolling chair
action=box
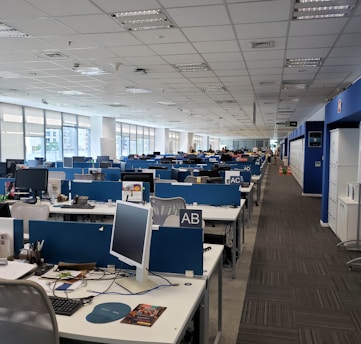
[10,202,50,240]
[0,279,59,344]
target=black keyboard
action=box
[60,204,95,209]
[48,296,83,316]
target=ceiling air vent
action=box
[41,52,68,60]
[215,100,237,104]
[250,41,274,49]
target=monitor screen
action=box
[100,161,112,168]
[96,155,110,163]
[15,168,49,198]
[120,172,154,193]
[0,203,11,217]
[109,201,154,293]
[63,157,73,168]
[0,162,7,177]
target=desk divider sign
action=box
[180,209,202,228]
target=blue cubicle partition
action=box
[155,182,241,206]
[29,220,203,275]
[70,181,151,202]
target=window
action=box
[137,126,144,155]
[169,131,180,154]
[129,125,137,154]
[45,111,62,162]
[63,113,78,157]
[0,104,24,161]
[24,107,44,161]
[78,116,90,157]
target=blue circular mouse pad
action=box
[86,302,131,323]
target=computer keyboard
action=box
[48,296,83,316]
[60,204,95,209]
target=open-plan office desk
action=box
[187,201,245,279]
[28,273,206,344]
[240,182,254,227]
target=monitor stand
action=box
[115,276,157,294]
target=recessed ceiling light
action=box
[126,86,152,94]
[200,86,227,92]
[173,63,210,72]
[293,0,356,20]
[285,58,322,67]
[57,90,85,95]
[0,22,28,38]
[282,81,308,89]
[111,9,174,31]
[75,67,110,76]
[158,101,177,106]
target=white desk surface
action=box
[29,274,206,344]
[240,182,254,193]
[202,243,223,278]
[48,201,117,216]
[187,204,242,222]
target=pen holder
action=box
[28,248,42,265]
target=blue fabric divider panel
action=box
[149,226,203,276]
[13,219,24,258]
[49,167,83,180]
[155,183,241,206]
[101,168,120,181]
[29,220,203,275]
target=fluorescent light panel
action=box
[293,0,356,19]
[111,9,174,31]
[0,22,28,38]
[286,57,322,67]
[173,63,210,72]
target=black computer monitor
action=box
[96,155,110,162]
[199,170,221,178]
[100,161,112,168]
[0,162,7,177]
[120,172,154,193]
[109,201,155,293]
[72,156,85,163]
[6,159,25,177]
[15,168,49,199]
[63,157,73,168]
[0,203,11,217]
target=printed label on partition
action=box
[229,176,242,185]
[180,209,202,228]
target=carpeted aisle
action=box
[237,163,361,344]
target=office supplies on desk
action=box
[61,204,95,209]
[0,260,36,279]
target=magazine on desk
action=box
[121,303,167,327]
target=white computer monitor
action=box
[109,200,155,293]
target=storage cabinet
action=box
[337,196,358,242]
[328,128,359,234]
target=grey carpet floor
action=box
[237,163,361,344]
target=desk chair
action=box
[73,173,93,180]
[0,279,59,344]
[10,202,50,240]
[149,196,187,226]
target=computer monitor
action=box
[6,159,25,177]
[100,161,112,168]
[109,201,155,293]
[0,203,11,217]
[63,157,73,168]
[120,172,154,193]
[0,162,7,177]
[15,168,49,200]
[96,155,110,163]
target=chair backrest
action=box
[184,175,208,184]
[149,196,187,226]
[48,171,66,180]
[73,173,93,180]
[10,202,50,237]
[0,279,59,344]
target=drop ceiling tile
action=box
[56,14,123,34]
[148,43,198,55]
[228,0,292,24]
[335,33,361,47]
[344,17,361,33]
[131,28,188,44]
[0,0,47,19]
[234,21,289,40]
[287,35,338,49]
[90,0,160,12]
[289,18,349,37]
[40,34,99,50]
[244,49,284,61]
[183,25,236,41]
[202,52,243,62]
[160,0,223,6]
[26,0,101,16]
[108,45,157,57]
[193,40,239,53]
[167,5,230,27]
